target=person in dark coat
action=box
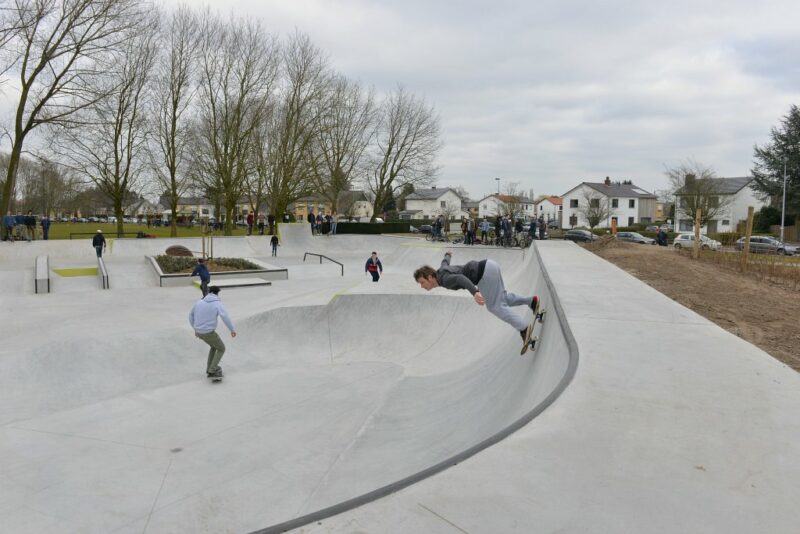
[25,210,36,241]
[307,210,315,235]
[538,216,546,240]
[3,211,15,242]
[41,215,51,240]
[92,230,106,257]
[191,258,211,296]
[270,234,279,256]
[365,251,383,282]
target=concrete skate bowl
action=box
[0,243,577,533]
[244,248,578,532]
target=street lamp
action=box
[495,177,500,194]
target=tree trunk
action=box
[170,198,178,237]
[1,142,23,215]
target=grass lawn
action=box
[46,222,251,240]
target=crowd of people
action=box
[3,210,51,242]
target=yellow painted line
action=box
[53,267,98,277]
[328,280,365,305]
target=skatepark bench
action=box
[34,255,50,294]
[97,256,109,289]
[303,252,344,276]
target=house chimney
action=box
[604,176,611,186]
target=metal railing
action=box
[97,256,109,289]
[70,231,142,239]
[303,252,344,276]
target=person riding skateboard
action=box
[414,252,539,345]
[191,258,211,297]
[189,285,236,381]
[365,251,383,282]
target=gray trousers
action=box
[477,259,532,331]
[197,331,225,373]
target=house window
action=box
[679,221,693,231]
[611,199,619,208]
[570,199,578,208]
[590,198,599,208]
[440,201,446,208]
[559,206,562,211]
[679,198,688,209]
[722,219,730,226]
[709,197,719,208]
[629,199,635,208]
[569,215,577,226]
[482,204,486,210]
[628,216,634,226]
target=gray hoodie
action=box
[189,293,236,334]
[435,253,487,296]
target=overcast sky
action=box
[6,0,800,201]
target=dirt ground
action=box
[587,240,800,371]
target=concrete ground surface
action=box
[0,224,798,533]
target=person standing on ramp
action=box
[191,258,211,297]
[189,286,237,381]
[414,252,539,350]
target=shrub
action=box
[155,255,260,273]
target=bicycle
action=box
[425,230,449,243]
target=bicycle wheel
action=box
[425,232,433,241]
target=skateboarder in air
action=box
[189,286,237,381]
[414,252,539,345]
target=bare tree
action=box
[14,155,80,216]
[309,75,376,214]
[0,0,145,216]
[495,182,525,221]
[577,189,615,230]
[151,5,198,236]
[194,14,278,235]
[53,20,158,234]
[261,31,330,220]
[368,86,441,222]
[666,159,732,227]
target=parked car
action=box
[673,233,721,251]
[547,220,561,229]
[616,231,655,245]
[734,236,797,255]
[563,229,597,243]
[660,223,674,232]
[645,225,660,232]
[418,224,433,234]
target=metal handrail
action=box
[303,252,344,276]
[97,256,109,289]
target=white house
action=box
[478,194,535,220]
[534,196,563,225]
[674,177,767,234]
[400,187,465,220]
[562,178,657,229]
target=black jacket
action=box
[92,234,106,247]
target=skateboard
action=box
[521,308,547,355]
[208,368,223,383]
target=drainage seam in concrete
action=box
[249,243,580,534]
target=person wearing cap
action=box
[189,285,237,380]
[92,229,106,257]
[191,258,211,296]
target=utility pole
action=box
[781,159,787,242]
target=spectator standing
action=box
[15,212,24,240]
[41,215,51,240]
[307,210,315,235]
[246,212,254,235]
[3,211,15,242]
[316,212,324,234]
[257,213,265,235]
[270,234,279,256]
[330,211,338,235]
[480,220,490,244]
[25,210,36,241]
[538,216,545,240]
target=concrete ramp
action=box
[0,242,573,533]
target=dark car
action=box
[564,229,596,243]
[547,220,561,229]
[616,231,655,245]
[418,224,433,234]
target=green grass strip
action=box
[53,267,98,277]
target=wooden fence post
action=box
[742,206,754,272]
[693,208,702,259]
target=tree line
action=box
[0,0,442,236]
